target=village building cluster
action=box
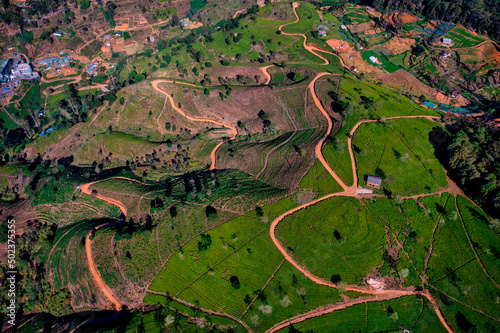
[0,55,39,100]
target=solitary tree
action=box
[230,276,241,289]
[330,274,341,283]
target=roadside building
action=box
[442,37,452,45]
[366,175,382,188]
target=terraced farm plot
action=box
[426,195,500,321]
[353,118,447,196]
[149,215,284,318]
[276,295,448,333]
[217,131,296,176]
[241,261,344,331]
[446,27,487,48]
[45,220,113,312]
[342,6,373,24]
[257,128,326,189]
[276,196,386,284]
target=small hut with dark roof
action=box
[366,175,382,188]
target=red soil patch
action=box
[382,12,419,28]
[378,36,416,55]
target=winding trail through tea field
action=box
[76,3,468,332]
[150,79,238,170]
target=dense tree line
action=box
[433,119,500,216]
[371,0,500,40]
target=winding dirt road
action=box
[347,116,440,188]
[150,80,238,170]
[80,181,126,311]
[77,3,457,331]
[264,3,454,332]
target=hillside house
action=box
[442,37,452,45]
[440,51,451,59]
[366,175,382,188]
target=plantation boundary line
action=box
[430,255,483,285]
[423,194,451,273]
[146,290,253,332]
[240,258,286,319]
[455,196,500,289]
[427,285,500,323]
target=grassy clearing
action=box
[276,295,447,333]
[353,118,447,196]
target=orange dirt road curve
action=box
[80,181,125,311]
[266,3,453,332]
[260,65,274,85]
[150,80,238,170]
[347,116,440,188]
[78,3,453,331]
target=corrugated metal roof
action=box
[367,175,382,186]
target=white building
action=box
[442,37,452,45]
[11,63,32,77]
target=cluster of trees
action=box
[371,0,500,40]
[434,119,500,216]
[0,219,72,316]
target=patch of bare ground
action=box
[375,36,416,55]
[375,68,437,97]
